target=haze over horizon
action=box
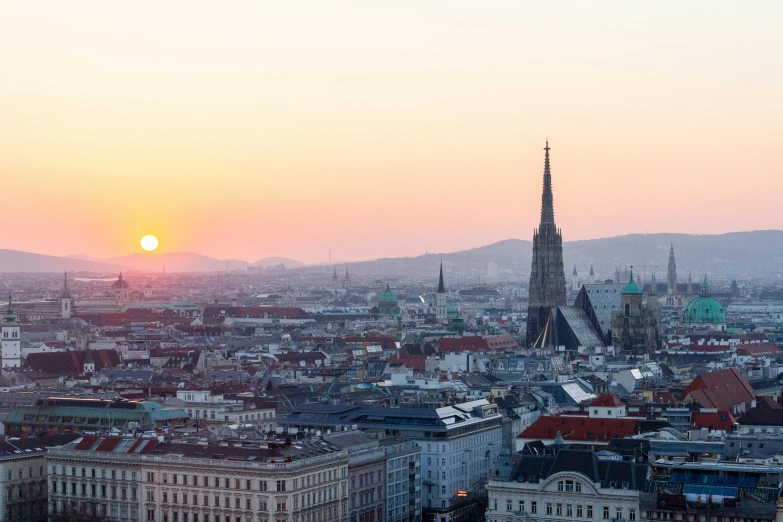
[2,2,781,263]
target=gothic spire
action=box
[437,260,446,293]
[539,140,556,227]
[62,271,71,299]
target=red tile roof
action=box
[23,349,120,376]
[680,368,755,412]
[690,410,735,431]
[518,415,640,442]
[591,394,624,407]
[388,356,426,371]
[736,342,782,357]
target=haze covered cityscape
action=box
[1,3,783,522]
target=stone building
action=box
[486,444,645,522]
[48,434,352,522]
[526,142,567,347]
[610,269,660,355]
[0,434,79,522]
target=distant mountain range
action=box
[329,231,783,280]
[1,230,781,277]
[0,250,305,273]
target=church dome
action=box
[683,296,726,324]
[446,304,458,314]
[683,277,725,325]
[622,269,642,295]
[378,285,397,304]
[112,273,130,289]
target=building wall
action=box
[486,472,640,522]
[0,454,49,522]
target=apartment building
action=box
[47,434,351,522]
[0,434,78,522]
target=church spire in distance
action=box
[539,140,556,227]
[437,260,446,293]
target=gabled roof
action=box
[737,396,783,426]
[680,368,755,411]
[691,410,735,431]
[590,394,624,408]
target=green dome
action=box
[446,304,458,313]
[683,276,725,326]
[622,270,642,295]
[378,284,397,304]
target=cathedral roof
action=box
[683,296,726,324]
[437,262,446,293]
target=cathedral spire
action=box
[539,140,556,227]
[437,260,446,293]
[667,242,677,295]
[61,271,72,299]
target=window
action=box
[567,504,573,517]
[578,505,583,518]
[531,501,537,514]
[547,503,553,515]
[277,500,287,512]
[276,480,286,492]
[558,481,565,491]
[507,500,513,511]
[576,482,582,492]
[588,505,593,519]
[557,504,563,516]
[259,480,267,492]
[604,507,610,519]
[630,510,636,521]
[519,501,525,512]
[616,508,623,520]
[566,480,574,492]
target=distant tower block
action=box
[2,296,21,368]
[667,242,677,295]
[61,271,72,319]
[436,261,447,320]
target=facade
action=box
[486,445,645,522]
[280,399,502,522]
[1,300,21,369]
[0,434,79,522]
[526,142,567,347]
[379,439,422,522]
[324,431,389,522]
[176,390,276,430]
[48,435,352,522]
[4,397,188,436]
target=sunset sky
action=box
[1,2,781,263]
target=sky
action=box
[1,1,781,264]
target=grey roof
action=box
[582,284,623,335]
[559,306,604,348]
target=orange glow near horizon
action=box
[1,2,781,264]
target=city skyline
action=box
[2,2,782,263]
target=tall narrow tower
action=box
[667,243,677,295]
[526,141,567,347]
[436,261,447,320]
[2,296,21,368]
[61,271,72,319]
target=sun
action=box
[140,235,159,252]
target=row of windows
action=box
[51,465,136,481]
[490,498,636,521]
[7,466,45,480]
[149,469,341,492]
[145,487,338,510]
[52,481,138,500]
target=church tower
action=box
[61,271,72,319]
[332,268,338,291]
[436,261,447,320]
[589,264,595,283]
[526,141,567,346]
[571,266,579,291]
[2,296,21,368]
[667,242,677,295]
[343,268,351,289]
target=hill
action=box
[328,231,783,280]
[252,257,306,269]
[0,250,121,273]
[104,252,252,273]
